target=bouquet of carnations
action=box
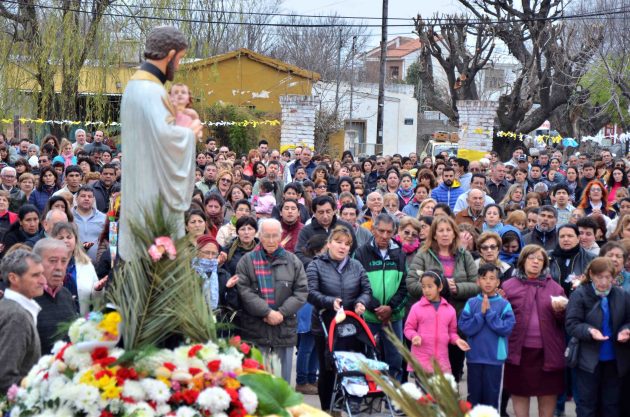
[5,332,319,417]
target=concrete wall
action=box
[279,95,316,152]
[313,81,418,156]
[456,100,498,160]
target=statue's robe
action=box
[119,69,195,259]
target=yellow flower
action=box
[98,312,122,337]
[79,369,96,386]
[223,377,241,390]
[156,376,171,388]
[101,384,122,400]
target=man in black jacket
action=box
[92,163,120,213]
[294,195,356,266]
[523,205,558,251]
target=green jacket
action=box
[406,248,478,315]
[354,239,407,324]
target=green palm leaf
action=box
[107,200,216,350]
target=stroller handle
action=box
[318,308,353,339]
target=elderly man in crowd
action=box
[354,213,407,381]
[453,173,495,214]
[33,238,77,355]
[1,166,27,212]
[455,188,485,231]
[0,249,46,393]
[236,218,308,383]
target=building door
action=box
[344,120,366,155]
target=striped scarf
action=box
[251,244,286,308]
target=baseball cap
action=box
[517,155,527,162]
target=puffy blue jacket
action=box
[430,182,465,210]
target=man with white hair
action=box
[33,238,77,354]
[1,166,26,212]
[72,129,87,151]
[0,249,46,392]
[236,218,307,383]
[455,188,485,231]
[26,208,68,247]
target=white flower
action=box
[175,406,201,417]
[467,404,501,417]
[428,373,458,392]
[238,386,258,414]
[125,401,156,417]
[54,405,76,417]
[60,384,101,414]
[122,380,146,402]
[140,378,170,403]
[62,346,92,370]
[68,318,86,343]
[51,341,67,355]
[155,403,172,416]
[197,387,231,414]
[399,382,423,400]
[46,375,70,399]
[196,343,219,361]
[218,353,243,373]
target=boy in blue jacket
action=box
[458,263,516,408]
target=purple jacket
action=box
[502,274,566,372]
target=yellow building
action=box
[179,48,320,114]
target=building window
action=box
[404,118,414,125]
[389,66,400,79]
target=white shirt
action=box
[3,288,42,325]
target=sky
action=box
[287,0,464,47]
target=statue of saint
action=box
[119,26,202,259]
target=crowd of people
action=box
[2,131,630,417]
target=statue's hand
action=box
[190,119,203,139]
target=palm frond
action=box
[107,200,217,350]
[361,327,467,417]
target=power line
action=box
[1,0,629,28]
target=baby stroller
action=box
[319,309,395,417]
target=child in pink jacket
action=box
[404,270,470,374]
[253,180,277,218]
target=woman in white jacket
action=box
[52,221,107,315]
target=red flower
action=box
[229,408,247,417]
[55,343,72,361]
[418,394,435,405]
[188,344,203,358]
[225,388,239,402]
[116,367,138,384]
[229,335,241,347]
[242,358,262,370]
[95,369,114,380]
[189,367,203,376]
[207,360,221,373]
[239,343,251,355]
[459,400,472,412]
[91,347,109,361]
[164,362,177,372]
[183,389,199,404]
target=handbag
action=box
[565,336,580,368]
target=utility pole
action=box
[349,35,357,154]
[334,27,343,118]
[376,0,388,155]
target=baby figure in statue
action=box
[169,83,200,128]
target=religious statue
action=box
[118,26,203,259]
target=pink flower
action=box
[7,384,19,401]
[148,244,163,261]
[154,236,177,260]
[147,236,177,261]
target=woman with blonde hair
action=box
[51,221,106,315]
[418,198,437,218]
[394,216,422,266]
[52,138,77,168]
[505,210,527,232]
[610,214,630,241]
[406,215,478,382]
[500,184,525,209]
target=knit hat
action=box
[196,234,219,251]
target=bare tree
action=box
[270,14,369,81]
[413,13,496,123]
[0,0,116,121]
[459,0,604,137]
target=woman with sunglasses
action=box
[394,217,422,267]
[475,232,513,283]
[578,180,616,219]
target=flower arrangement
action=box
[148,237,177,262]
[5,332,323,417]
[68,311,122,345]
